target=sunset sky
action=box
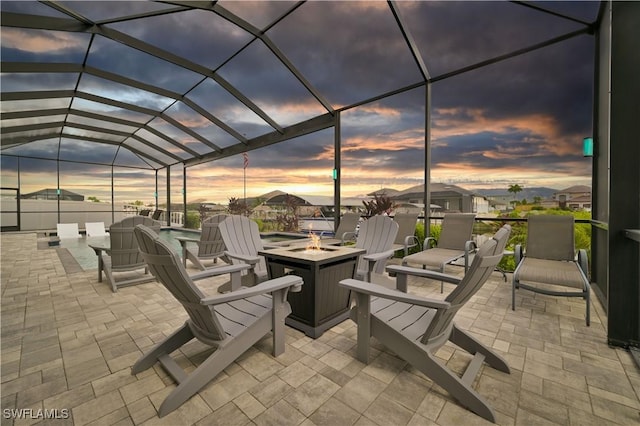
[1,1,598,206]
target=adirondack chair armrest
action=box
[577,249,589,275]
[224,251,261,266]
[200,275,304,305]
[386,264,462,292]
[514,244,524,265]
[175,236,200,246]
[386,264,462,284]
[362,248,396,263]
[189,263,250,282]
[339,278,451,310]
[88,243,109,255]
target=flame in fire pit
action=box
[306,224,321,251]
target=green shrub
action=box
[184,211,200,229]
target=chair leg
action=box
[217,271,256,293]
[157,336,252,417]
[419,350,499,423]
[185,250,206,270]
[585,286,591,326]
[450,325,510,373]
[103,267,118,293]
[271,288,289,356]
[131,323,194,374]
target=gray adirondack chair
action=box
[392,212,420,256]
[320,212,361,245]
[217,215,269,292]
[90,216,162,292]
[132,224,303,417]
[402,213,477,292]
[340,225,511,423]
[513,215,591,325]
[176,214,229,270]
[353,215,399,282]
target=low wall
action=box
[1,199,127,232]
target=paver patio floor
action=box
[2,232,639,425]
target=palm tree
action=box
[508,184,523,202]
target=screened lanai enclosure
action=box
[1,0,601,227]
[1,2,639,353]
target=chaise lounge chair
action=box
[512,215,591,325]
[402,213,477,292]
[340,225,511,423]
[56,223,81,239]
[320,212,361,245]
[392,212,420,256]
[132,224,303,417]
[85,221,107,237]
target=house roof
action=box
[391,183,476,199]
[263,193,363,207]
[21,188,84,199]
[557,185,592,193]
[367,188,401,197]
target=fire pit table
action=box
[259,245,365,338]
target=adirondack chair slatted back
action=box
[422,225,511,343]
[356,215,399,253]
[134,225,226,342]
[355,215,399,274]
[198,214,228,257]
[436,213,476,250]
[109,217,161,270]
[218,215,266,271]
[526,215,575,261]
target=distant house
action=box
[367,188,401,198]
[21,188,84,201]
[553,185,592,210]
[257,192,364,218]
[390,183,489,214]
[484,195,512,211]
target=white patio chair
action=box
[85,221,107,237]
[56,223,81,239]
